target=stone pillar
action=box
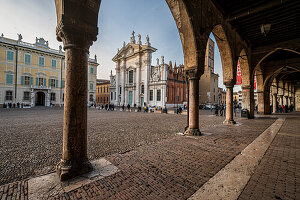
[285,96,289,107]
[257,91,264,114]
[278,95,283,106]
[184,69,201,136]
[272,93,277,113]
[224,83,236,124]
[115,67,120,106]
[55,30,94,181]
[136,66,140,106]
[121,66,125,106]
[242,85,255,118]
[264,90,271,114]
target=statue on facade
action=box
[94,54,97,62]
[59,45,62,53]
[146,35,150,46]
[17,33,23,41]
[130,31,136,43]
[1,33,4,37]
[156,58,159,66]
[123,41,126,47]
[137,34,141,44]
[161,56,164,65]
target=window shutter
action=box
[44,78,47,86]
[49,79,51,87]
[56,80,59,88]
[30,77,33,85]
[36,77,38,86]
[21,76,24,85]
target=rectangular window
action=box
[38,78,44,86]
[90,83,93,90]
[6,51,14,61]
[39,57,45,66]
[157,89,161,101]
[61,80,65,88]
[114,92,116,100]
[6,74,13,84]
[24,92,30,100]
[91,67,94,74]
[119,87,122,94]
[150,90,153,101]
[141,85,144,94]
[5,91,13,100]
[111,92,113,100]
[50,79,56,87]
[25,54,31,64]
[24,76,30,85]
[50,93,56,101]
[90,94,94,101]
[101,87,102,93]
[129,70,133,84]
[51,59,57,68]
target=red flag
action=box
[236,60,242,85]
[254,75,257,90]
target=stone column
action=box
[278,95,283,106]
[285,96,289,107]
[136,66,140,106]
[121,65,125,106]
[272,93,277,113]
[184,69,201,136]
[257,91,264,114]
[55,29,95,181]
[223,83,236,125]
[115,67,120,106]
[242,85,255,118]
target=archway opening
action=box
[35,92,45,106]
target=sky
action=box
[0,0,241,91]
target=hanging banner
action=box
[254,75,257,90]
[236,60,242,85]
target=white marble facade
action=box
[110,32,168,107]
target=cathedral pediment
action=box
[112,43,157,61]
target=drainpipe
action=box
[14,47,18,103]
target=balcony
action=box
[31,85,52,90]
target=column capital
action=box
[55,0,100,51]
[56,22,97,52]
[185,68,200,80]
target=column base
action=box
[184,128,201,136]
[56,158,93,181]
[223,119,236,125]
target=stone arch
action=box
[211,24,236,85]
[254,48,300,73]
[238,48,252,87]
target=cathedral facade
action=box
[110,32,171,107]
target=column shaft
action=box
[56,47,92,181]
[184,70,201,136]
[224,85,236,124]
[272,94,277,113]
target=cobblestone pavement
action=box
[2,108,295,200]
[0,107,222,185]
[238,114,300,200]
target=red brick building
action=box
[166,62,187,106]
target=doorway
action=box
[36,92,45,106]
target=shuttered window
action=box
[39,57,45,66]
[25,54,31,64]
[6,51,14,61]
[6,74,13,84]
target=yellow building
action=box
[96,79,110,105]
[0,34,98,107]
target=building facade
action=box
[110,32,170,107]
[0,34,98,107]
[199,38,219,105]
[96,79,110,105]
[166,62,187,106]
